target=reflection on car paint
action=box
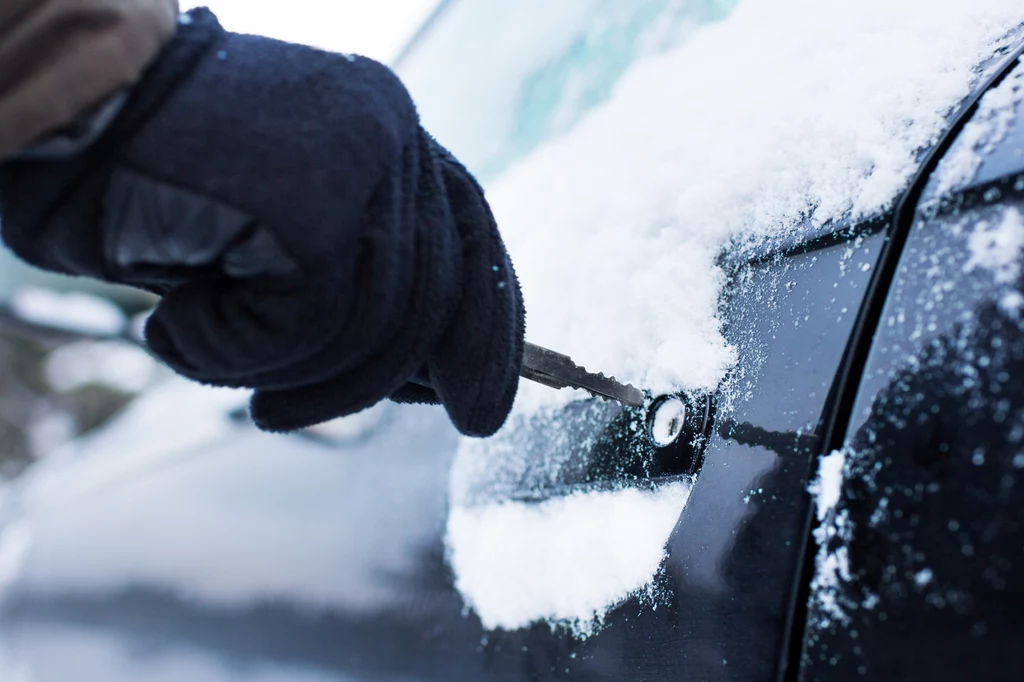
[802,197,1024,680]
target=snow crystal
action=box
[446,481,692,637]
[933,55,1024,196]
[914,568,935,588]
[963,207,1024,283]
[10,288,125,337]
[1000,290,1024,315]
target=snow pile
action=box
[810,450,847,524]
[807,449,857,627]
[490,0,1024,406]
[446,480,692,637]
[964,207,1024,283]
[934,55,1024,196]
[10,288,125,337]
[445,402,697,637]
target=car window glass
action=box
[397,0,739,183]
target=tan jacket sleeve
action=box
[0,0,179,158]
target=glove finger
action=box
[426,149,525,438]
[249,224,459,430]
[251,366,410,432]
[144,277,328,388]
[251,369,444,434]
[390,381,441,405]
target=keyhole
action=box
[649,396,687,447]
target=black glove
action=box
[0,8,525,437]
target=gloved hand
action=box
[0,8,525,437]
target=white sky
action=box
[181,1,440,63]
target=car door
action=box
[798,38,1024,682]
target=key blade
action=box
[520,343,646,408]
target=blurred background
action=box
[0,0,442,478]
[179,0,441,60]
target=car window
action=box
[397,0,740,183]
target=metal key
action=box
[520,342,646,407]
